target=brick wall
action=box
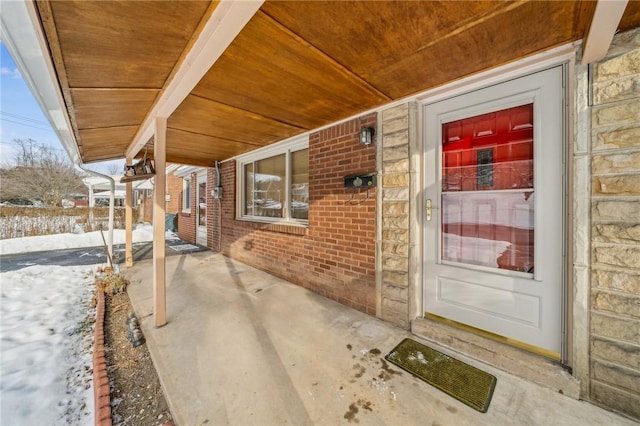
[166,173,182,214]
[213,114,378,314]
[141,193,153,223]
[588,28,640,420]
[177,173,197,244]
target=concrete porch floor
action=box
[124,251,635,426]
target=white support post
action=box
[125,156,134,268]
[88,184,95,207]
[581,0,628,64]
[153,118,167,327]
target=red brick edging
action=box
[93,289,112,426]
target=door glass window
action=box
[441,104,534,273]
[198,181,207,227]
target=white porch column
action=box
[153,118,167,327]
[88,183,95,207]
[125,156,134,268]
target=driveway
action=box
[0,239,207,272]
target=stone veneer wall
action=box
[379,103,418,329]
[588,28,640,420]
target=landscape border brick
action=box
[93,289,112,426]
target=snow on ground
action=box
[0,264,96,425]
[0,225,180,424]
[0,223,178,255]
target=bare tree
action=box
[0,138,86,205]
[107,162,123,175]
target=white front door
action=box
[423,66,565,357]
[197,174,207,246]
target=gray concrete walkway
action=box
[125,252,635,426]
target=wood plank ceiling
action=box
[37,0,640,167]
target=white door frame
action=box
[419,65,567,358]
[196,171,207,246]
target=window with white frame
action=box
[237,136,308,224]
[182,177,191,212]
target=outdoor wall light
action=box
[359,127,376,146]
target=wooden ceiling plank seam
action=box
[83,148,130,158]
[574,0,598,40]
[411,1,528,57]
[71,88,160,130]
[258,9,393,102]
[163,138,253,152]
[170,94,309,146]
[164,156,215,168]
[78,124,148,132]
[71,88,161,93]
[123,0,218,158]
[167,146,234,157]
[126,0,265,159]
[167,124,267,148]
[187,93,308,132]
[34,0,83,157]
[582,0,629,64]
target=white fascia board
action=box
[173,165,203,178]
[126,0,264,158]
[1,0,81,164]
[133,179,154,190]
[165,163,181,174]
[582,0,628,64]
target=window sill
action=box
[235,218,308,236]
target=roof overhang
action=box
[1,0,80,164]
[4,0,640,167]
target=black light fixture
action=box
[359,127,375,146]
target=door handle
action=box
[426,199,432,221]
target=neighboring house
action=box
[136,165,183,224]
[83,170,181,223]
[173,166,210,246]
[4,2,639,420]
[83,175,152,209]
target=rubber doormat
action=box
[385,338,496,412]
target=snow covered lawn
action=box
[0,224,158,425]
[0,224,156,255]
[1,264,96,425]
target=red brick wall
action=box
[177,173,198,244]
[141,192,153,223]
[212,114,377,314]
[165,173,182,214]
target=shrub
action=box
[0,206,140,239]
[96,270,129,296]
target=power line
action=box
[0,140,67,153]
[2,111,50,126]
[0,117,53,132]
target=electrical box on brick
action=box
[211,187,223,199]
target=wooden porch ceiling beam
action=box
[126,0,264,159]
[582,0,628,64]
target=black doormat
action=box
[385,338,497,413]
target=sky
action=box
[0,41,122,174]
